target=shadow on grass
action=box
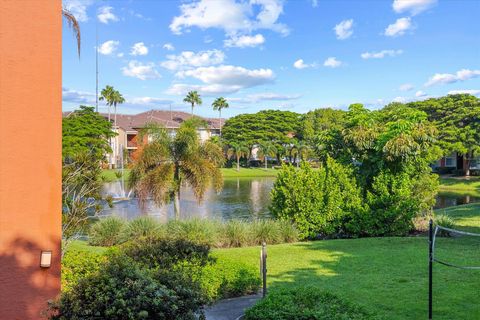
[261,236,479,320]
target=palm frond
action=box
[62,9,81,58]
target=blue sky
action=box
[62,0,480,118]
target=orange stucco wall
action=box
[0,1,62,319]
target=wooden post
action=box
[261,242,267,297]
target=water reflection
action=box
[101,177,274,221]
[101,178,478,221]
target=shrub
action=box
[88,216,126,246]
[123,216,163,240]
[61,250,106,292]
[51,255,205,320]
[251,220,281,245]
[121,237,212,270]
[166,219,220,246]
[199,256,260,301]
[270,160,363,239]
[244,286,379,320]
[434,213,455,237]
[220,220,253,247]
[350,171,420,236]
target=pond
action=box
[101,177,479,221]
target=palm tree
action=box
[212,97,229,136]
[99,86,125,167]
[257,141,277,169]
[62,9,81,58]
[184,91,202,116]
[228,142,250,172]
[129,119,224,218]
[290,142,310,167]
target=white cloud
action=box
[63,0,93,22]
[392,96,407,103]
[97,6,119,24]
[163,43,175,51]
[323,57,342,68]
[167,65,275,95]
[247,92,301,102]
[161,50,225,71]
[334,19,354,40]
[384,17,412,37]
[122,61,161,80]
[415,90,427,97]
[361,49,403,59]
[169,0,289,36]
[311,0,319,8]
[130,42,149,56]
[117,52,124,58]
[98,40,119,55]
[127,97,173,106]
[62,87,95,104]
[393,0,437,15]
[293,59,310,69]
[448,89,480,96]
[399,83,414,91]
[425,69,480,87]
[224,34,265,48]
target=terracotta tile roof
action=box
[98,109,224,131]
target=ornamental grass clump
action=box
[122,216,164,240]
[251,219,281,245]
[166,218,221,246]
[221,220,253,247]
[88,216,126,246]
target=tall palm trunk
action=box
[108,105,112,168]
[219,109,222,137]
[264,156,268,169]
[114,104,118,168]
[191,103,194,116]
[173,192,180,219]
[236,154,240,171]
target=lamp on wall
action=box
[40,251,52,268]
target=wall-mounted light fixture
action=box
[40,251,52,268]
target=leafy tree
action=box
[302,108,347,143]
[270,159,364,239]
[405,94,480,175]
[256,141,277,169]
[99,85,125,126]
[184,91,202,116]
[62,106,116,161]
[128,119,224,218]
[212,97,229,137]
[227,142,250,171]
[222,110,302,147]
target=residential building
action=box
[433,152,480,173]
[105,110,223,168]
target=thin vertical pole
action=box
[429,219,433,320]
[95,18,99,113]
[262,242,267,297]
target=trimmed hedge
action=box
[61,250,106,292]
[244,286,380,320]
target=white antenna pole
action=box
[95,16,99,112]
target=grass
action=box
[439,176,480,193]
[221,168,278,177]
[100,169,131,182]
[69,204,480,319]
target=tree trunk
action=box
[237,155,240,171]
[191,103,194,116]
[219,109,222,137]
[173,191,180,219]
[465,152,471,176]
[265,156,268,169]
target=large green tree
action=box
[222,110,302,147]
[128,119,224,218]
[405,94,480,175]
[62,106,116,161]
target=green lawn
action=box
[439,176,480,193]
[213,204,480,320]
[100,169,131,182]
[221,168,278,178]
[71,204,480,319]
